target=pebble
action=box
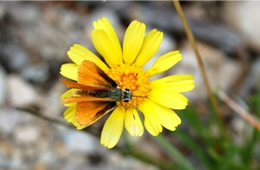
[0,66,6,105]
[0,108,34,135]
[231,116,252,146]
[224,2,260,50]
[240,58,260,98]
[21,64,49,84]
[14,125,39,144]
[41,81,66,118]
[0,4,6,21]
[173,41,240,101]
[7,75,38,107]
[108,151,158,170]
[0,44,30,72]
[63,129,97,154]
[7,2,89,61]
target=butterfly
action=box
[61,60,133,127]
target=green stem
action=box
[173,0,228,141]
[156,135,194,170]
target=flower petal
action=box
[125,108,144,136]
[60,63,78,81]
[123,20,146,64]
[93,17,121,53]
[151,74,195,92]
[67,44,109,72]
[60,89,76,100]
[135,29,163,67]
[60,89,78,107]
[149,88,188,110]
[91,30,123,67]
[148,101,181,131]
[101,107,125,148]
[146,51,182,77]
[63,104,86,130]
[138,99,162,136]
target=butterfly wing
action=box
[61,78,117,104]
[62,60,118,127]
[78,60,117,88]
[76,101,116,126]
[63,96,115,104]
[61,78,111,91]
[61,60,118,102]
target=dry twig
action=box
[218,90,260,131]
[173,0,228,139]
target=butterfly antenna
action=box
[132,95,147,98]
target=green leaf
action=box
[179,107,204,136]
[179,107,213,146]
[155,135,194,170]
[175,129,213,169]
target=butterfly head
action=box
[122,88,132,102]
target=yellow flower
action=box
[60,17,194,148]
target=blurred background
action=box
[0,1,259,170]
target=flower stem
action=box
[173,0,228,140]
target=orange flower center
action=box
[107,64,150,108]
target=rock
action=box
[115,2,241,54]
[7,75,38,107]
[239,58,260,98]
[173,41,240,101]
[223,2,260,50]
[6,2,90,61]
[0,3,6,21]
[218,59,241,91]
[0,66,6,105]
[0,108,34,136]
[108,151,158,170]
[41,81,66,118]
[0,44,30,72]
[21,63,49,84]
[63,129,97,154]
[231,116,252,146]
[14,125,39,143]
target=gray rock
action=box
[21,64,49,84]
[224,2,260,50]
[6,2,90,61]
[0,44,30,72]
[41,81,66,118]
[0,4,6,21]
[63,129,97,154]
[239,58,260,98]
[7,75,38,107]
[108,151,158,170]
[14,125,39,143]
[173,41,240,101]
[231,116,252,146]
[115,2,242,54]
[0,108,34,135]
[0,66,6,105]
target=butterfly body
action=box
[76,88,132,102]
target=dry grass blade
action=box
[218,90,260,131]
[172,0,228,139]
